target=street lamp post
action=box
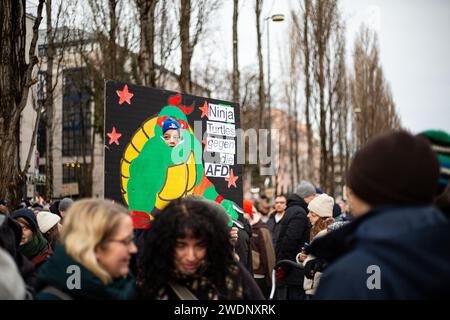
[265,14,284,132]
[265,14,284,192]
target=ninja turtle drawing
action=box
[120,94,240,229]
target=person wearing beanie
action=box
[12,208,52,269]
[243,199,254,221]
[162,117,182,147]
[419,129,450,216]
[0,199,9,215]
[37,211,62,250]
[296,194,335,298]
[0,215,37,298]
[58,198,74,219]
[345,130,440,216]
[308,130,450,299]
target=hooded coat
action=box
[312,206,450,299]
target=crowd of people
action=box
[1,129,450,300]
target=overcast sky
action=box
[212,0,450,134]
[28,0,450,134]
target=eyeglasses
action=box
[108,234,135,247]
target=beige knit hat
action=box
[37,211,61,234]
[307,194,334,218]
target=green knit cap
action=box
[419,130,450,192]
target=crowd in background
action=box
[1,129,450,300]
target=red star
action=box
[116,84,134,105]
[199,101,209,118]
[225,169,239,188]
[107,126,122,145]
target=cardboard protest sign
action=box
[104,81,243,228]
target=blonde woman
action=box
[296,194,335,299]
[35,199,137,300]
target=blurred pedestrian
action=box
[0,247,26,300]
[419,130,450,216]
[296,194,334,298]
[11,208,52,269]
[0,214,36,298]
[276,181,314,262]
[36,211,62,250]
[244,199,275,298]
[267,194,287,249]
[58,197,74,219]
[35,199,137,300]
[311,130,450,299]
[0,199,9,216]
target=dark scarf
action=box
[19,231,48,260]
[157,263,244,300]
[36,244,136,300]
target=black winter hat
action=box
[347,130,440,207]
[11,208,38,234]
[0,217,23,247]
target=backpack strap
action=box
[168,282,198,300]
[40,286,73,300]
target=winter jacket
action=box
[267,212,283,248]
[275,194,311,262]
[301,229,328,296]
[35,244,136,300]
[235,213,253,273]
[311,206,450,299]
[250,220,275,286]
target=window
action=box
[62,163,82,184]
[38,44,48,57]
[37,71,46,104]
[62,68,92,157]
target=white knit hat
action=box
[37,211,61,234]
[307,194,334,218]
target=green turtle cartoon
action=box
[120,94,240,229]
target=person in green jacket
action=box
[35,199,137,300]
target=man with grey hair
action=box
[272,181,316,300]
[296,181,317,204]
[276,180,316,262]
[58,198,74,218]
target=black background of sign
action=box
[104,80,243,208]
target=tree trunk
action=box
[302,0,314,182]
[255,0,265,129]
[108,0,117,79]
[0,0,44,207]
[179,0,192,93]
[45,0,54,200]
[137,0,158,87]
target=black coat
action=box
[312,206,450,299]
[235,212,253,273]
[267,213,282,248]
[275,194,311,262]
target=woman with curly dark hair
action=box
[137,197,263,300]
